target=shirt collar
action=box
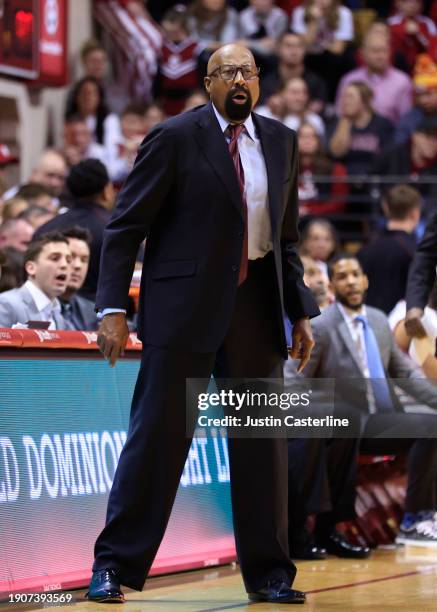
[211,102,256,141]
[24,279,60,315]
[336,301,367,324]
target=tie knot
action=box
[226,123,245,141]
[355,315,367,327]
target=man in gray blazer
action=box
[0,232,72,330]
[288,254,437,559]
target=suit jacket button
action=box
[237,229,243,237]
[232,265,238,272]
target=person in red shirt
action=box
[298,122,349,218]
[156,5,203,116]
[389,0,437,72]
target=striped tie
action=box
[227,124,248,286]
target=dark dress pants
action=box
[93,253,296,592]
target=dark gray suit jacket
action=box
[298,302,437,414]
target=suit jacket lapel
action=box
[252,112,283,240]
[20,285,38,320]
[193,102,244,218]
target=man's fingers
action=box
[108,343,121,368]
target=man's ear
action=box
[204,77,211,95]
[363,274,369,291]
[25,260,35,278]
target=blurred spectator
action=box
[357,185,421,313]
[291,0,355,99]
[65,77,123,157]
[238,0,288,56]
[2,198,29,221]
[28,150,67,199]
[0,144,19,209]
[93,1,162,105]
[0,250,5,278]
[256,91,287,121]
[62,115,108,169]
[18,206,56,230]
[157,5,203,116]
[0,219,34,253]
[259,32,328,112]
[144,103,167,135]
[301,254,333,309]
[81,39,109,82]
[298,122,348,216]
[390,280,437,379]
[395,53,437,144]
[187,0,240,49]
[329,80,394,175]
[59,227,99,330]
[15,183,58,213]
[354,20,409,73]
[182,89,209,110]
[0,248,25,293]
[0,232,72,330]
[372,117,437,212]
[299,218,339,275]
[336,32,413,124]
[108,105,147,182]
[389,0,436,72]
[281,77,325,136]
[34,160,115,301]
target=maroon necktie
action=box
[227,124,248,285]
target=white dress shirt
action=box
[24,280,61,330]
[101,104,273,317]
[212,102,272,260]
[337,301,377,413]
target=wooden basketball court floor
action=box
[3,547,437,612]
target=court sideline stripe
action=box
[197,567,436,611]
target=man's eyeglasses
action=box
[207,64,260,82]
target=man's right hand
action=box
[97,312,130,367]
[404,307,426,338]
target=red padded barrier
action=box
[0,329,142,351]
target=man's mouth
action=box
[55,274,68,283]
[231,90,248,104]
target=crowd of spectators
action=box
[0,0,436,339]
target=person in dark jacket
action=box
[34,159,115,301]
[358,184,421,314]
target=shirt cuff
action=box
[98,308,127,320]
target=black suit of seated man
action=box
[287,255,437,560]
[87,44,320,605]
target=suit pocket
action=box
[152,259,197,280]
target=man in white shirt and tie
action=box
[88,43,320,605]
[0,231,72,329]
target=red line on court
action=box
[306,569,430,594]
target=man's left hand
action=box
[288,317,315,373]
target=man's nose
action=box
[234,69,246,85]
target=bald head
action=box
[30,149,67,197]
[207,44,256,76]
[204,44,260,123]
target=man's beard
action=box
[336,293,365,311]
[224,86,253,122]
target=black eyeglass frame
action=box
[207,64,261,81]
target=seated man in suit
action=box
[59,227,99,330]
[288,254,437,558]
[0,231,72,329]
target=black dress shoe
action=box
[86,569,125,603]
[291,544,327,560]
[290,526,328,560]
[320,530,371,559]
[248,580,306,604]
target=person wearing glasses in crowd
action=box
[87,43,319,605]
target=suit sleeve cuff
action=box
[98,308,127,320]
